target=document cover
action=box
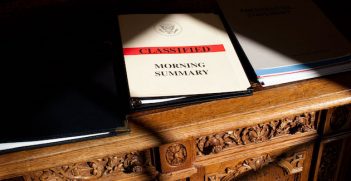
[118,13,252,109]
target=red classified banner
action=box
[123,44,225,55]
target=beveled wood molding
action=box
[206,154,273,181]
[278,151,306,175]
[23,151,154,181]
[196,112,316,156]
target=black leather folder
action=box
[0,10,129,154]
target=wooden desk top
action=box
[1,71,350,179]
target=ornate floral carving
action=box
[330,106,350,130]
[278,151,306,175]
[165,144,187,166]
[242,124,271,144]
[27,169,67,181]
[118,151,146,173]
[318,141,342,181]
[24,151,149,181]
[197,112,316,155]
[220,154,273,181]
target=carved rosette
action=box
[24,151,150,181]
[330,106,350,130]
[278,151,306,175]
[165,144,187,166]
[197,112,316,155]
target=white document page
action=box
[0,132,110,152]
[119,14,250,98]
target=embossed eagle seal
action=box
[154,22,182,36]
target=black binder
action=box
[0,10,129,154]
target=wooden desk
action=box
[1,71,350,181]
[1,0,350,180]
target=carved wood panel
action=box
[335,136,351,181]
[200,141,316,181]
[315,139,344,181]
[23,151,156,181]
[197,112,316,156]
[220,154,273,181]
[205,151,308,181]
[323,105,351,135]
[235,164,302,181]
[278,151,306,175]
[205,154,273,181]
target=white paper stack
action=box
[218,0,351,86]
